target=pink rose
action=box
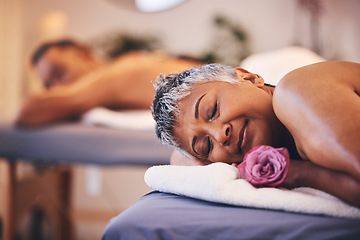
[238,145,290,188]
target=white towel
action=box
[81,107,155,130]
[145,163,360,219]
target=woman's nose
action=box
[208,122,231,146]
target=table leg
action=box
[59,168,73,240]
[3,160,16,240]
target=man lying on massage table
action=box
[151,61,360,208]
[15,39,203,128]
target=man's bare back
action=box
[15,40,202,127]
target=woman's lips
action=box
[237,120,248,153]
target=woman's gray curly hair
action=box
[151,63,239,155]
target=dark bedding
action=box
[102,191,360,240]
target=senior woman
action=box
[151,61,360,208]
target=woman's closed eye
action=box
[198,100,218,158]
[193,135,212,159]
[208,101,218,120]
[198,136,212,158]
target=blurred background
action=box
[0,0,359,239]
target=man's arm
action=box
[15,88,83,128]
[14,66,126,128]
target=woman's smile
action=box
[237,120,248,154]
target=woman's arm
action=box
[272,61,360,207]
[280,159,360,208]
[273,61,360,180]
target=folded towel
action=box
[81,107,155,130]
[145,163,360,219]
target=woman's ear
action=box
[234,67,264,87]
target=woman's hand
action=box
[170,150,205,166]
[280,159,360,208]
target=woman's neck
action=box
[281,125,301,160]
[265,83,300,159]
[263,83,276,96]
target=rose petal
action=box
[238,145,290,188]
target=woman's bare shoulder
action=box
[273,61,360,134]
[273,61,360,121]
[276,61,360,91]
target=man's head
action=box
[31,39,100,88]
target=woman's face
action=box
[173,73,282,165]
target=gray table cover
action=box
[0,122,172,166]
[102,191,360,240]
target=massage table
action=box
[102,163,360,239]
[0,121,172,240]
[102,191,360,240]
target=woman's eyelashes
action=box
[204,101,218,157]
[194,135,211,159]
[208,100,218,120]
[195,99,219,159]
[200,136,212,157]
